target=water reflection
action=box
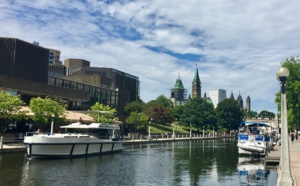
[0,139,277,186]
[237,157,272,185]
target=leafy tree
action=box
[125,112,149,132]
[29,97,66,124]
[155,95,173,108]
[124,100,145,114]
[247,110,258,118]
[170,105,185,122]
[216,99,243,131]
[0,91,27,121]
[275,57,300,129]
[258,110,275,119]
[90,102,119,123]
[181,97,216,129]
[145,104,174,125]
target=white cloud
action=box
[1,0,300,114]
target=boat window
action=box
[88,129,110,139]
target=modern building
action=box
[0,37,139,114]
[49,49,61,65]
[64,58,140,112]
[209,89,227,108]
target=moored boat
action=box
[237,122,273,156]
[23,122,123,158]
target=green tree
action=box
[216,99,243,131]
[90,102,119,123]
[145,104,174,125]
[125,112,149,132]
[275,57,300,130]
[155,95,173,108]
[181,97,216,129]
[247,110,258,118]
[170,105,184,122]
[0,91,27,131]
[124,100,145,114]
[0,91,27,121]
[258,110,275,119]
[29,97,66,124]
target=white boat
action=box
[237,122,273,156]
[23,122,123,158]
[238,157,270,185]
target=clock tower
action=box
[192,66,201,98]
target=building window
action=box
[70,82,77,90]
[48,77,55,86]
[84,85,90,92]
[90,86,95,96]
[50,52,54,55]
[78,84,83,91]
[63,80,70,89]
[56,79,63,87]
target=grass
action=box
[150,124,190,134]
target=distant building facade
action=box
[0,37,139,113]
[49,49,61,65]
[209,89,227,108]
[65,59,140,111]
[170,75,188,106]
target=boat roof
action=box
[60,122,120,130]
[240,122,271,127]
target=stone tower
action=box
[230,91,235,100]
[245,95,251,112]
[170,76,187,100]
[192,67,201,98]
[237,94,243,110]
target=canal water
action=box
[0,139,277,186]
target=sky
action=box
[1,0,300,114]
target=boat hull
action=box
[237,138,271,156]
[23,134,123,158]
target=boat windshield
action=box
[239,122,271,135]
[64,128,111,139]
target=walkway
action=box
[290,139,300,186]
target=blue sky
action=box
[1,0,300,114]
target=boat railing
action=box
[25,132,51,136]
[25,132,39,137]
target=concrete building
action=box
[65,58,140,112]
[49,49,61,65]
[209,89,227,108]
[0,37,139,113]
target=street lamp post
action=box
[148,119,152,141]
[203,126,205,138]
[190,123,192,139]
[277,67,293,186]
